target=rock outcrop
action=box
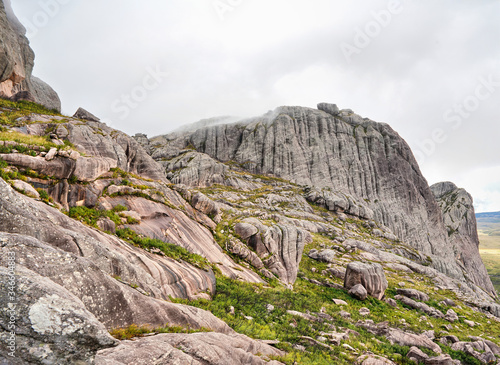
[0,0,61,110]
[431,181,495,296]
[234,218,312,284]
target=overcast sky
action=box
[11,0,500,212]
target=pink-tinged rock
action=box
[95,332,285,365]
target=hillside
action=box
[1,1,500,364]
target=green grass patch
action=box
[0,98,61,116]
[0,131,57,149]
[68,205,123,227]
[116,228,211,271]
[110,323,212,340]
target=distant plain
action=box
[477,212,500,293]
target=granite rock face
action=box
[149,105,495,295]
[431,182,495,296]
[0,265,117,365]
[0,0,61,110]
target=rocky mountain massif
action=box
[1,2,500,365]
[147,103,495,298]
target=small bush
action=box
[69,206,122,228]
[36,188,50,201]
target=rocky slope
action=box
[147,104,496,297]
[1,2,500,362]
[0,0,61,110]
[1,98,500,364]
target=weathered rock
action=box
[424,355,454,365]
[30,75,61,111]
[0,177,222,304]
[431,182,496,297]
[95,332,285,365]
[329,266,347,279]
[234,218,312,284]
[357,321,441,354]
[359,307,371,316]
[463,320,475,327]
[344,262,388,300]
[396,288,430,302]
[339,310,351,318]
[11,179,39,198]
[355,353,396,365]
[226,237,265,270]
[317,102,340,116]
[423,330,435,340]
[385,298,398,307]
[0,265,117,364]
[191,192,222,222]
[440,335,459,345]
[387,328,442,354]
[0,0,60,110]
[10,89,35,103]
[332,299,348,306]
[73,156,118,181]
[73,107,100,122]
[407,346,429,362]
[308,248,337,263]
[96,217,116,233]
[120,210,141,222]
[64,120,167,182]
[445,309,459,323]
[162,151,230,187]
[235,222,259,240]
[45,147,58,161]
[349,284,368,301]
[0,153,74,179]
[98,195,262,283]
[394,295,444,319]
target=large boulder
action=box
[349,284,368,301]
[234,218,312,284]
[344,262,388,300]
[191,192,222,222]
[73,107,100,122]
[31,76,61,112]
